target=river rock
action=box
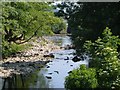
[48,72,52,75]
[43,53,55,58]
[46,65,50,68]
[64,44,75,50]
[80,55,84,61]
[54,71,59,74]
[66,61,69,63]
[68,71,72,74]
[16,61,20,63]
[34,53,39,56]
[72,56,81,62]
[70,65,73,66]
[28,63,35,67]
[46,76,52,79]
[1,36,63,78]
[39,49,43,51]
[64,57,69,60]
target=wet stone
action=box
[72,56,81,62]
[68,71,72,74]
[70,65,73,66]
[54,71,59,74]
[48,73,52,75]
[66,61,69,63]
[64,57,69,60]
[46,76,52,79]
[46,66,50,68]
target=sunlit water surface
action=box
[0,35,89,89]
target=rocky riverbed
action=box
[0,37,62,78]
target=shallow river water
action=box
[0,35,89,89]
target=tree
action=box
[2,2,66,57]
[84,27,120,89]
[65,27,120,89]
[65,64,98,89]
[55,2,120,52]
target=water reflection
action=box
[1,71,49,89]
[39,49,88,88]
[0,35,89,89]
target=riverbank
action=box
[0,36,62,78]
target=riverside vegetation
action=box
[55,2,120,89]
[0,2,120,89]
[1,2,66,58]
[0,2,66,78]
[65,27,120,89]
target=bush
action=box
[65,64,98,89]
[84,27,120,89]
[65,27,120,89]
[2,40,27,58]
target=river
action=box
[0,35,89,89]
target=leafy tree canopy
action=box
[1,2,66,57]
[55,2,120,52]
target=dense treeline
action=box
[1,2,66,57]
[55,2,120,53]
[55,2,120,89]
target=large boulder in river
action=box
[72,56,81,62]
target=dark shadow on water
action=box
[1,70,49,89]
[0,57,50,89]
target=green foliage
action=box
[51,17,67,34]
[65,27,120,89]
[55,2,120,53]
[2,2,66,57]
[65,64,98,89]
[84,27,120,68]
[2,40,26,58]
[84,27,120,89]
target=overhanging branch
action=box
[14,25,41,44]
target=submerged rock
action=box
[54,71,59,74]
[46,76,52,79]
[66,61,69,63]
[70,65,73,66]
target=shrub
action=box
[84,27,120,89]
[65,64,98,89]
